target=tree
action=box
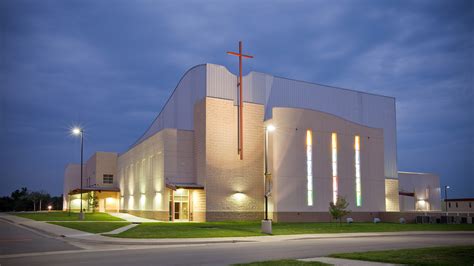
[50,195,63,210]
[0,188,61,212]
[11,187,30,211]
[29,192,42,211]
[0,196,13,212]
[329,196,351,225]
[88,192,99,213]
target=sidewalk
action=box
[107,212,158,223]
[0,213,94,238]
[2,213,473,247]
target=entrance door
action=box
[173,189,189,221]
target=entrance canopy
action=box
[166,182,204,190]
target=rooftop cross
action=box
[227,41,254,160]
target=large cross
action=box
[227,41,253,160]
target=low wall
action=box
[274,212,382,222]
[206,212,263,221]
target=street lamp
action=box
[72,127,85,220]
[444,185,450,213]
[262,124,275,234]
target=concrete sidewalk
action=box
[2,213,473,247]
[107,212,158,223]
[0,213,94,238]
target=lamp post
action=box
[72,127,85,220]
[262,124,275,234]
[444,185,450,213]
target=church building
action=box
[63,62,441,222]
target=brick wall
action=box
[195,97,265,221]
[385,178,400,211]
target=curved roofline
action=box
[128,64,207,149]
[209,63,395,100]
[256,71,395,100]
[398,171,438,176]
[270,106,384,131]
[127,62,395,151]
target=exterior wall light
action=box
[232,192,246,201]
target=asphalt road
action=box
[0,219,473,266]
[0,219,79,255]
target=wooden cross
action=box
[227,41,254,160]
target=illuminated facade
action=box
[306,130,313,206]
[64,63,441,222]
[355,136,361,207]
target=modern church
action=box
[63,63,441,222]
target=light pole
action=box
[444,185,450,213]
[72,127,85,220]
[262,124,275,234]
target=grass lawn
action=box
[233,259,329,266]
[110,221,474,238]
[12,211,125,221]
[49,222,131,233]
[330,245,474,266]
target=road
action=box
[1,220,473,266]
[0,219,79,255]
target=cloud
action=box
[1,0,472,197]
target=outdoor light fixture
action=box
[263,123,275,234]
[72,127,81,135]
[48,205,52,211]
[70,126,85,220]
[444,185,450,213]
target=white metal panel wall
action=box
[131,64,207,147]
[206,63,397,179]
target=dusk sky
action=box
[1,0,472,198]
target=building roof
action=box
[445,198,474,202]
[68,187,120,194]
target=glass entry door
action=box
[173,189,189,221]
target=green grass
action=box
[110,221,474,238]
[330,245,474,266]
[233,259,329,266]
[13,211,125,221]
[49,222,131,233]
[49,222,130,234]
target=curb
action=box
[64,236,257,246]
[62,230,474,246]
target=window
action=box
[456,202,458,208]
[306,130,313,206]
[470,202,472,208]
[332,133,338,204]
[103,174,114,184]
[354,136,361,207]
[449,202,451,208]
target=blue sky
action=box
[1,0,472,198]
